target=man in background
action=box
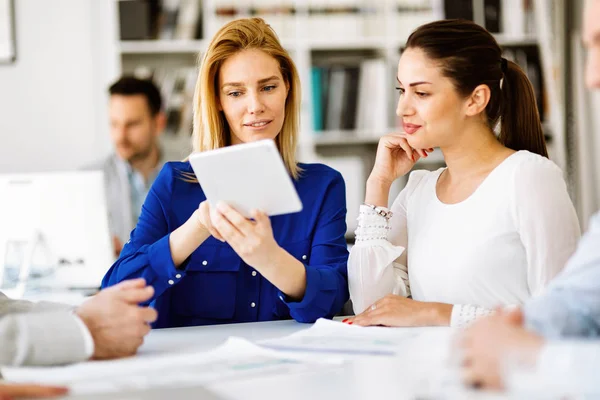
[460,0,600,391]
[92,76,167,256]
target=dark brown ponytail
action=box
[499,60,548,157]
[405,19,548,157]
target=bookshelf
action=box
[119,34,539,54]
[112,0,568,237]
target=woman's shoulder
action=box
[405,167,444,193]
[156,161,194,180]
[407,167,442,181]
[389,168,442,211]
[502,151,569,205]
[505,150,562,174]
[504,151,565,184]
[297,162,344,182]
[151,161,195,193]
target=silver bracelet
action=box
[362,203,393,221]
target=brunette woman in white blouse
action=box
[346,19,581,328]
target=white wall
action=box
[0,0,119,173]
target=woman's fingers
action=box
[387,135,424,162]
[352,308,386,326]
[211,205,246,248]
[0,384,68,398]
[250,209,270,233]
[217,202,253,235]
[386,134,436,160]
[412,149,422,161]
[206,218,225,242]
[209,228,224,242]
[199,201,225,241]
[394,138,417,162]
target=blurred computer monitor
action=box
[0,170,114,297]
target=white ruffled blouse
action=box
[348,151,581,327]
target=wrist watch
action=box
[363,203,393,220]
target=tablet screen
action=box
[189,139,303,218]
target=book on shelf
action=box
[341,66,360,131]
[442,0,534,36]
[443,0,473,21]
[310,67,324,131]
[118,0,152,40]
[119,0,203,40]
[311,57,388,136]
[325,66,347,132]
[134,66,197,137]
[500,0,533,37]
[174,0,203,40]
[355,59,388,134]
[483,0,501,33]
[157,0,180,40]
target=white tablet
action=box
[189,139,303,218]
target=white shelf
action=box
[120,40,207,54]
[310,130,445,165]
[492,33,538,47]
[306,37,390,51]
[397,34,538,49]
[119,38,297,54]
[119,33,539,55]
[312,131,381,146]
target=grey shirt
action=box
[87,152,167,246]
[0,292,89,367]
[525,212,600,338]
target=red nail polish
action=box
[348,322,353,325]
[342,318,348,323]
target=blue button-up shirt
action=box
[524,212,600,338]
[101,161,349,328]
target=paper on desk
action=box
[1,337,342,396]
[260,318,453,357]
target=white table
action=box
[138,319,310,357]
[55,319,503,400]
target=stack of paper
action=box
[1,337,342,396]
[260,318,452,358]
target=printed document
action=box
[260,318,452,357]
[1,337,341,396]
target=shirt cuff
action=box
[450,304,495,327]
[72,314,94,359]
[148,234,188,289]
[354,205,391,242]
[278,264,339,323]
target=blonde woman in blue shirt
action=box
[102,18,349,327]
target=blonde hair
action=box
[191,17,301,179]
